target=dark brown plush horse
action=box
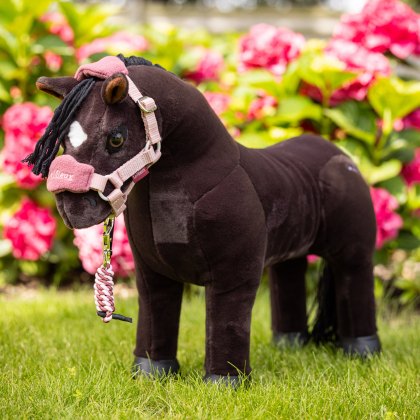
[29,55,380,386]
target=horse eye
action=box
[107,132,125,151]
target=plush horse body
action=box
[30,56,380,384]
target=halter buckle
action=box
[137,96,157,113]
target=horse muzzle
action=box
[47,147,157,217]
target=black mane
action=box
[116,54,165,70]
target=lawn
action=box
[1,287,419,419]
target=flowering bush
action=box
[4,199,56,261]
[238,23,305,75]
[182,47,224,84]
[0,0,418,304]
[370,187,404,249]
[1,103,53,188]
[333,0,420,58]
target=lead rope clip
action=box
[94,215,132,323]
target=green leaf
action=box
[367,160,402,184]
[236,69,280,96]
[271,96,322,124]
[237,131,274,148]
[325,101,376,145]
[394,231,420,250]
[0,172,15,189]
[390,129,420,148]
[298,53,358,99]
[378,176,406,204]
[33,35,73,56]
[0,80,10,102]
[59,2,118,48]
[368,77,420,121]
[0,239,12,257]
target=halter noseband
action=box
[46,57,162,217]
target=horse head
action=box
[26,57,169,229]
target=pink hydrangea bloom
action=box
[76,32,149,63]
[333,0,420,59]
[325,39,391,104]
[184,48,224,84]
[44,51,63,72]
[370,187,403,249]
[1,103,53,189]
[401,148,420,187]
[403,108,420,131]
[73,215,135,277]
[247,92,278,120]
[3,199,56,260]
[1,159,43,189]
[203,92,230,116]
[40,12,74,44]
[239,24,305,76]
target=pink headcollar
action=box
[46,57,162,217]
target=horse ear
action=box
[36,76,79,99]
[101,73,128,105]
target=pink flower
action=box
[403,108,420,131]
[73,215,135,277]
[44,51,63,72]
[370,187,403,249]
[1,159,43,189]
[247,92,277,120]
[3,199,56,260]
[1,103,53,188]
[76,32,149,63]
[325,39,391,104]
[184,48,224,84]
[203,92,230,116]
[40,12,74,45]
[333,0,420,59]
[307,255,319,264]
[239,24,305,76]
[401,148,420,187]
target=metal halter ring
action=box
[137,96,157,113]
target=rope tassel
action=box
[94,264,116,323]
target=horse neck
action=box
[156,87,239,175]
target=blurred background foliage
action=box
[0,0,419,307]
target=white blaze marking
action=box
[68,121,87,148]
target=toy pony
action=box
[26,55,380,386]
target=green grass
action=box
[1,287,419,419]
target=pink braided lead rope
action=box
[94,215,132,324]
[94,264,115,323]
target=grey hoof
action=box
[273,331,309,347]
[132,357,180,378]
[203,374,242,388]
[341,334,381,357]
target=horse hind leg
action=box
[269,257,309,346]
[312,253,381,357]
[331,257,381,356]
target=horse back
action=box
[239,134,365,264]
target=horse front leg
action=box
[204,277,259,386]
[269,257,309,346]
[132,260,184,377]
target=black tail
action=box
[311,262,338,344]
